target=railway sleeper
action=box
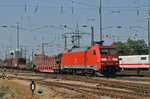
[80,88,145,99]
[96,87,150,98]
[91,80,150,94]
[10,73,150,98]
[40,80,150,99]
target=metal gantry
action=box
[148,18,150,71]
[63,24,90,49]
[99,0,102,41]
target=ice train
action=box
[119,55,149,70]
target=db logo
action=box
[75,58,77,63]
[108,58,111,61]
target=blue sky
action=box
[0,0,149,59]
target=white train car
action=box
[119,55,149,70]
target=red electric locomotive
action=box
[35,42,120,76]
[60,45,120,75]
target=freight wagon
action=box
[3,58,26,69]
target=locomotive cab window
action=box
[100,48,117,55]
[93,50,96,55]
[141,57,146,60]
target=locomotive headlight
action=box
[102,63,105,65]
[115,62,118,65]
[101,58,107,61]
[113,58,118,61]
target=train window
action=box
[141,57,146,60]
[93,50,96,55]
[100,49,109,54]
[119,58,122,61]
[109,49,117,54]
[100,48,117,55]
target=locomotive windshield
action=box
[100,48,117,55]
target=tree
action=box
[112,41,127,55]
[112,38,148,55]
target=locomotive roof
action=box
[66,46,91,53]
[65,45,116,53]
[119,55,148,57]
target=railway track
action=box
[38,80,150,99]
[63,75,150,94]
[12,73,150,94]
[9,74,150,99]
[114,76,150,82]
[10,76,99,99]
[117,70,150,77]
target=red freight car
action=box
[12,58,26,68]
[3,58,26,69]
[60,45,120,75]
[36,55,59,72]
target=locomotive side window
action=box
[93,50,96,55]
[100,48,117,55]
[141,57,146,60]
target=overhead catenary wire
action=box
[0,0,149,58]
[0,3,149,11]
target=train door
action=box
[91,50,96,65]
[138,56,141,69]
[137,56,142,75]
[140,55,147,69]
[119,57,124,70]
[137,56,140,69]
[146,55,149,69]
[92,50,97,70]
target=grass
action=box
[0,79,40,99]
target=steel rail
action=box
[10,73,150,94]
[10,76,150,99]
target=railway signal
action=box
[30,80,36,95]
[10,52,14,72]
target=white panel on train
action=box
[119,55,149,70]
